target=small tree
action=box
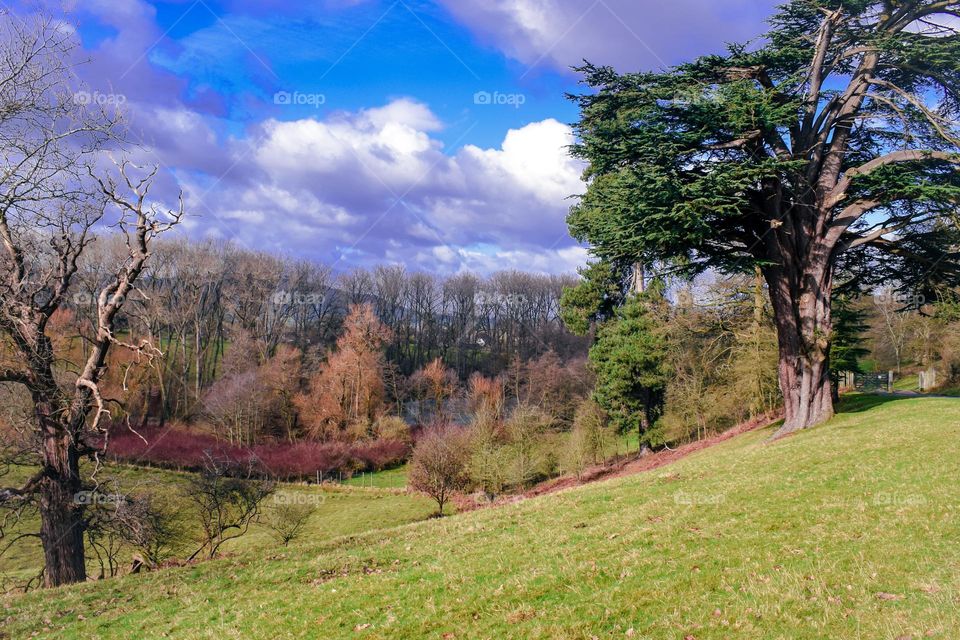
[83,488,183,577]
[467,419,511,502]
[411,358,458,422]
[122,493,183,570]
[372,415,412,444]
[466,373,506,423]
[564,426,591,481]
[263,497,316,547]
[408,425,469,515]
[504,406,553,487]
[564,399,615,480]
[575,399,613,465]
[185,454,275,560]
[589,288,670,452]
[295,304,391,440]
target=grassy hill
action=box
[0,466,436,585]
[3,395,959,639]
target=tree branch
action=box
[826,149,960,209]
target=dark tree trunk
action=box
[38,415,86,587]
[765,253,835,439]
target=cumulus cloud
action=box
[437,0,776,72]
[182,99,586,274]
[19,1,595,274]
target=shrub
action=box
[564,399,614,478]
[263,499,316,547]
[184,454,275,560]
[504,406,553,487]
[467,418,511,501]
[373,415,412,444]
[409,424,470,515]
[105,425,409,481]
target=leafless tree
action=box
[263,497,316,547]
[184,453,275,561]
[0,15,182,586]
[408,424,469,515]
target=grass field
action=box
[893,373,919,392]
[342,465,410,489]
[0,465,436,586]
[3,395,959,639]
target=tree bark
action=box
[38,416,86,587]
[765,257,835,438]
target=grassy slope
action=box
[5,395,960,639]
[342,465,410,489]
[1,466,436,584]
[893,373,919,392]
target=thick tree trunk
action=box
[765,257,835,439]
[38,416,86,587]
[774,337,834,436]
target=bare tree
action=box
[873,289,911,373]
[0,15,183,586]
[184,454,275,561]
[408,424,469,516]
[263,497,316,547]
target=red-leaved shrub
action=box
[104,426,409,481]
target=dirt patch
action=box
[453,410,781,512]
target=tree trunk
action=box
[38,418,86,587]
[765,259,835,439]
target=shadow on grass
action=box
[837,393,915,414]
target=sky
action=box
[8,0,780,274]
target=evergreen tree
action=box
[568,0,960,436]
[588,285,670,451]
[830,295,870,399]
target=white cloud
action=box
[459,118,582,204]
[173,99,588,274]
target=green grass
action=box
[4,395,960,639]
[893,373,919,392]
[0,465,436,585]
[342,465,409,489]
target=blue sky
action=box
[11,0,779,274]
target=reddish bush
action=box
[104,425,409,481]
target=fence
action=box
[853,371,893,393]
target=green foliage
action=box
[588,286,670,448]
[568,11,960,283]
[567,2,960,412]
[559,261,624,335]
[831,295,870,376]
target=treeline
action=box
[61,236,587,426]
[860,288,960,381]
[28,232,960,494]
